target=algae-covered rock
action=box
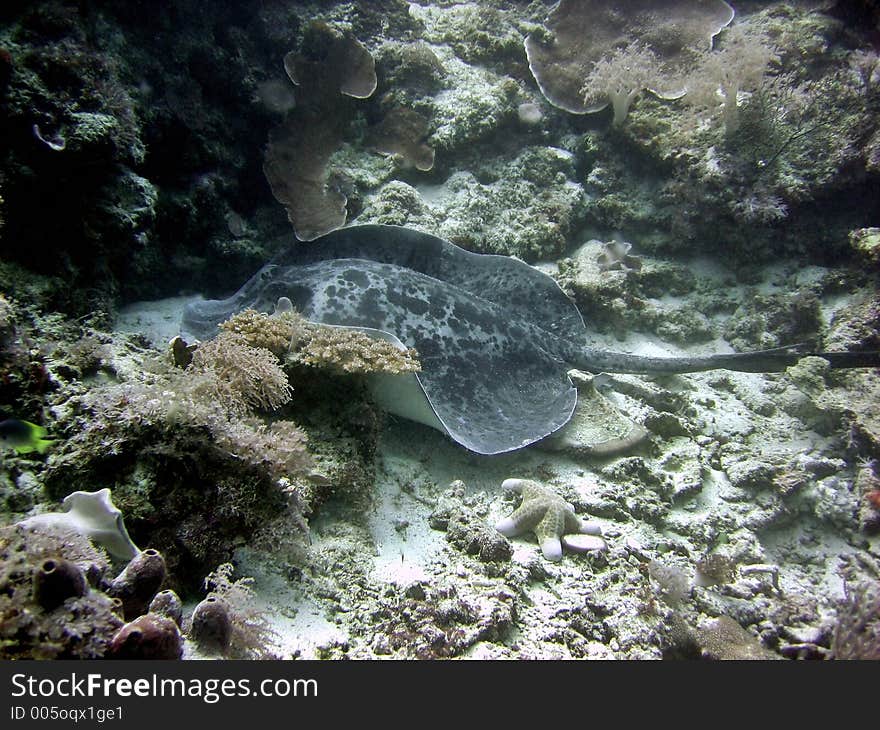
[360,146,585,260]
[850,228,880,266]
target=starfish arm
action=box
[564,511,585,534]
[501,478,527,495]
[561,534,607,553]
[539,535,563,561]
[579,520,603,536]
[495,515,522,537]
[535,506,567,561]
[495,501,546,536]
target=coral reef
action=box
[217,302,421,375]
[525,0,733,114]
[694,615,783,660]
[1,0,879,664]
[36,350,313,591]
[361,146,586,260]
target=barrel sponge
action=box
[32,557,87,611]
[189,596,232,653]
[108,613,183,660]
[107,548,167,621]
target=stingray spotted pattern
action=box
[182,225,880,455]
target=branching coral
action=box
[219,308,305,357]
[291,326,421,375]
[216,306,421,375]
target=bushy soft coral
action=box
[831,579,880,659]
[581,43,666,126]
[189,332,292,412]
[686,24,779,135]
[196,563,277,659]
[41,355,314,591]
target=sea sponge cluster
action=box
[0,524,181,660]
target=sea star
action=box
[494,478,606,561]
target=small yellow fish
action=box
[0,418,55,455]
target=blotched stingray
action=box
[182,224,880,455]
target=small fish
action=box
[0,418,55,455]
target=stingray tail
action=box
[575,344,880,375]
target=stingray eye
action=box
[259,265,277,282]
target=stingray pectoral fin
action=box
[323,324,448,435]
[368,370,445,433]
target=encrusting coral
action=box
[291,326,421,375]
[217,305,422,375]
